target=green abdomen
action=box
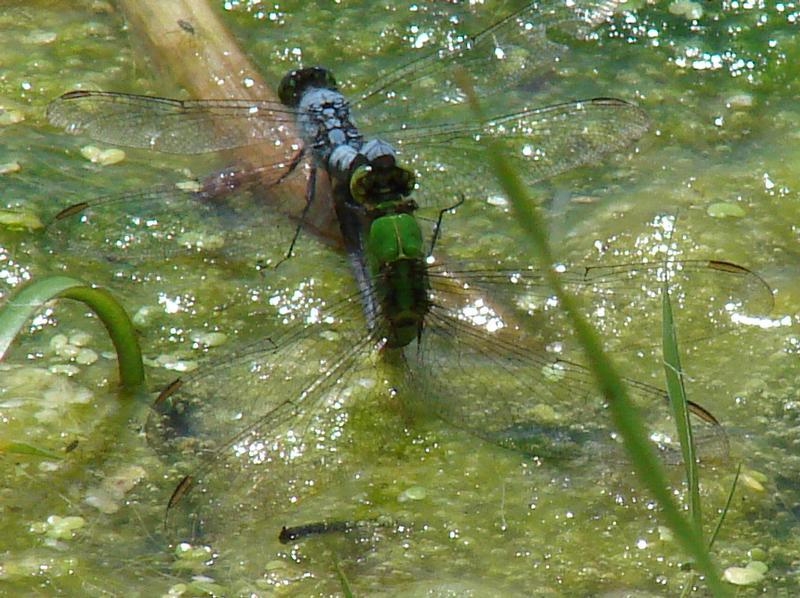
[367,214,430,348]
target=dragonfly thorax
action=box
[366,211,428,347]
[367,213,424,267]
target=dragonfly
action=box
[44,0,649,296]
[143,228,773,541]
[42,0,772,543]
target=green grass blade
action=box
[708,463,741,549]
[332,557,355,598]
[661,271,702,532]
[0,441,64,459]
[0,276,144,391]
[457,72,729,597]
[680,464,742,597]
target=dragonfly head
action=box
[278,66,338,107]
[350,161,416,208]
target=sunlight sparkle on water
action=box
[411,28,431,49]
[0,248,31,287]
[457,298,504,332]
[158,293,184,314]
[267,280,326,324]
[731,312,792,329]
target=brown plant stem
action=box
[117,0,339,244]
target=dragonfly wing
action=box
[406,256,775,463]
[431,258,774,356]
[146,286,378,543]
[382,98,649,209]
[355,0,623,116]
[47,91,301,154]
[405,277,731,467]
[352,2,638,207]
[42,160,311,264]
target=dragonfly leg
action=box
[429,193,466,256]
[273,165,318,270]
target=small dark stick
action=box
[279,520,354,544]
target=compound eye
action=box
[277,70,300,106]
[323,69,337,89]
[277,67,337,106]
[396,168,416,196]
[349,165,373,204]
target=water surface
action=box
[0,0,798,595]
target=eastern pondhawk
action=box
[143,228,772,542]
[42,0,773,542]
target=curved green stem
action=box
[0,276,145,391]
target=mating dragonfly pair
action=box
[44,0,771,541]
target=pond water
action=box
[1,0,799,595]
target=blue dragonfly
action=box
[45,0,648,287]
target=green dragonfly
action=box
[145,214,772,541]
[151,151,771,542]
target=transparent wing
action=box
[146,285,380,544]
[431,258,774,355]
[41,160,317,264]
[46,91,300,154]
[351,0,645,206]
[405,303,730,467]
[403,257,774,463]
[382,98,649,208]
[355,0,622,115]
